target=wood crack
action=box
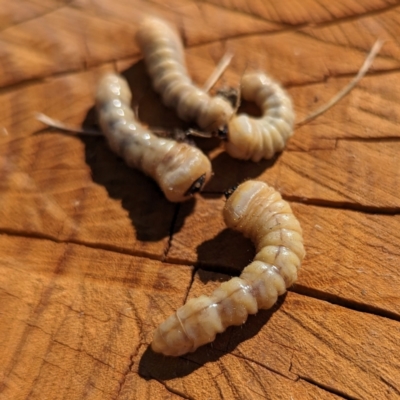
[291,285,400,322]
[153,378,194,400]
[282,196,400,215]
[0,229,164,262]
[297,376,355,400]
[114,346,139,400]
[228,351,298,382]
[162,203,181,262]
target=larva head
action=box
[223,180,265,228]
[240,72,274,101]
[198,97,234,132]
[224,184,238,199]
[225,115,257,160]
[216,125,228,140]
[224,71,295,161]
[216,87,240,109]
[155,142,212,202]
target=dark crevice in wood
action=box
[201,191,400,215]
[153,378,194,400]
[297,377,356,400]
[377,375,400,397]
[228,351,298,382]
[196,263,241,279]
[0,229,164,262]
[188,27,298,48]
[283,196,400,215]
[183,266,199,304]
[162,203,181,262]
[336,136,400,143]
[165,258,241,277]
[291,284,400,323]
[286,146,336,153]
[2,229,399,324]
[114,348,139,400]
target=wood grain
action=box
[1,0,400,399]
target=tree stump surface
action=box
[1,1,400,399]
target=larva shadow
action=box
[138,295,285,379]
[196,228,255,277]
[79,58,219,241]
[204,151,281,193]
[121,60,222,152]
[81,133,191,241]
[121,60,190,132]
[80,108,196,242]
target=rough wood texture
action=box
[1,0,400,399]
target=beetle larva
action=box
[152,180,305,356]
[223,72,295,162]
[222,40,383,160]
[136,17,294,160]
[135,17,234,132]
[96,73,212,202]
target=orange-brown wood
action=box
[1,0,400,399]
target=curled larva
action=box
[136,17,234,132]
[152,180,305,356]
[136,17,294,161]
[223,72,295,162]
[95,73,212,202]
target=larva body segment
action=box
[136,17,234,132]
[151,180,305,356]
[95,73,212,202]
[225,72,295,162]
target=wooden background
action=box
[1,0,400,399]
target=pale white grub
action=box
[136,17,235,132]
[96,73,212,202]
[222,41,383,161]
[135,17,294,161]
[151,180,305,356]
[224,72,295,162]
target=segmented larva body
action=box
[152,180,305,356]
[225,72,295,162]
[136,17,234,132]
[136,17,294,161]
[95,73,212,202]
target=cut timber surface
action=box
[1,0,400,399]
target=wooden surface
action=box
[1,0,400,399]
